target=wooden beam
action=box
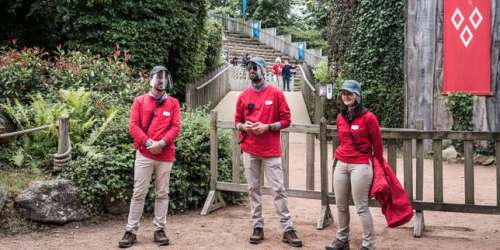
[464,141,474,204]
[306,133,315,190]
[433,139,443,203]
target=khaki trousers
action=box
[126,151,173,233]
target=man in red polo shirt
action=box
[235,57,302,247]
[119,65,181,248]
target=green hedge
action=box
[1,0,224,99]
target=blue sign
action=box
[298,42,305,60]
[242,0,247,20]
[252,20,260,39]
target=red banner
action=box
[443,0,491,95]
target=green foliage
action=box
[0,48,51,103]
[278,26,328,51]
[332,0,405,128]
[445,93,473,132]
[63,108,243,214]
[313,61,330,85]
[1,0,224,99]
[203,20,224,72]
[253,0,292,28]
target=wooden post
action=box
[53,116,71,171]
[186,84,193,111]
[496,140,500,208]
[433,139,443,203]
[387,139,397,174]
[414,120,425,237]
[281,132,290,189]
[464,140,474,204]
[306,133,315,190]
[201,111,226,215]
[317,118,333,229]
[231,129,241,183]
[403,139,413,200]
[416,120,424,201]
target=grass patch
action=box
[0,168,47,194]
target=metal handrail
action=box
[196,64,231,91]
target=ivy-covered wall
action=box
[328,0,405,128]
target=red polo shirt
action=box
[129,94,181,161]
[235,84,291,157]
[334,111,384,164]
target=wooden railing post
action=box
[281,132,290,189]
[53,116,71,171]
[201,111,226,215]
[306,133,315,191]
[413,120,425,237]
[317,117,333,229]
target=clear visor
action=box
[149,71,172,90]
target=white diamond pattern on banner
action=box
[451,7,484,47]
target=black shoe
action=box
[359,247,370,250]
[249,227,264,244]
[154,229,170,246]
[282,229,303,247]
[325,239,350,250]
[118,231,137,248]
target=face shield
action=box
[149,70,173,91]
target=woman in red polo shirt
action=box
[326,80,383,250]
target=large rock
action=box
[103,194,129,215]
[474,155,495,166]
[14,179,89,224]
[442,146,458,161]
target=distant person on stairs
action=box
[119,65,181,248]
[272,57,284,88]
[234,56,303,248]
[281,60,296,92]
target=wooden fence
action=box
[202,112,500,237]
[0,116,72,170]
[186,64,232,111]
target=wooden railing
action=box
[202,112,500,237]
[186,64,232,110]
[299,64,317,123]
[0,116,72,170]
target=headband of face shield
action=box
[247,62,264,81]
[149,70,173,91]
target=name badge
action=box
[265,100,273,105]
[351,125,359,130]
[163,111,171,117]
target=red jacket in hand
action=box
[370,158,414,227]
[129,94,181,162]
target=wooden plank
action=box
[306,133,315,190]
[404,139,413,200]
[412,201,500,214]
[281,132,290,189]
[464,141,474,204]
[496,140,500,208]
[231,129,241,183]
[416,121,424,201]
[413,211,425,238]
[217,182,322,200]
[210,111,218,191]
[433,139,443,203]
[320,118,329,205]
[387,139,397,174]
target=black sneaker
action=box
[154,229,170,246]
[282,229,303,247]
[249,227,264,244]
[325,239,350,250]
[118,231,137,248]
[359,247,370,250]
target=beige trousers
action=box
[125,151,173,233]
[243,152,293,231]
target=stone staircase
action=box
[224,32,304,91]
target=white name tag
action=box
[351,125,359,130]
[265,100,273,105]
[163,111,171,117]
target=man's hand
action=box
[239,121,254,132]
[148,141,163,154]
[251,122,269,135]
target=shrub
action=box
[63,108,243,214]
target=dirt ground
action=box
[1,134,500,250]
